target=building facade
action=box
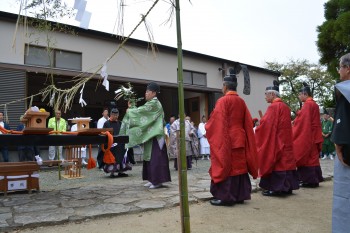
[0,11,279,130]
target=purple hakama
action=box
[297,166,324,185]
[142,138,171,185]
[210,173,252,203]
[173,156,192,170]
[259,170,300,192]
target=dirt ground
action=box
[17,181,332,233]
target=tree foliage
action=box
[265,59,336,115]
[24,0,74,20]
[317,0,350,77]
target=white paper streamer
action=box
[80,11,91,29]
[79,83,87,107]
[74,0,84,9]
[35,155,43,165]
[101,62,109,91]
[49,92,55,106]
[74,0,86,21]
[74,0,91,29]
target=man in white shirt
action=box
[97,109,109,129]
[198,115,210,160]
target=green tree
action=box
[265,59,336,115]
[317,0,350,77]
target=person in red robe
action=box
[293,82,324,187]
[255,81,299,196]
[205,74,258,206]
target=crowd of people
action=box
[204,53,350,232]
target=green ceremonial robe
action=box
[120,97,165,161]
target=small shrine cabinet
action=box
[70,118,91,130]
[22,112,50,128]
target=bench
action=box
[0,162,40,196]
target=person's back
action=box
[293,97,323,165]
[292,83,323,187]
[211,94,252,175]
[261,100,295,171]
[255,81,299,196]
[256,99,295,173]
[205,74,258,206]
[219,94,246,128]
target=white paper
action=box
[74,0,87,21]
[8,180,27,190]
[80,11,92,29]
[101,63,109,91]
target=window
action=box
[25,45,82,71]
[183,70,207,86]
[55,50,82,70]
[25,46,53,67]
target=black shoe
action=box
[262,190,282,196]
[281,190,293,195]
[118,173,129,177]
[210,199,234,206]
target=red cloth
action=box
[87,144,96,170]
[255,98,296,178]
[293,98,323,167]
[205,91,258,184]
[101,131,116,164]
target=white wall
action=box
[0,19,276,119]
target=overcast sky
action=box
[1,0,327,68]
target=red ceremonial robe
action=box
[255,98,296,178]
[293,97,323,167]
[205,91,258,184]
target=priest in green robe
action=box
[120,82,171,189]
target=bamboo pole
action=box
[54,112,62,180]
[175,0,191,232]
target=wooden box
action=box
[23,111,50,128]
[0,162,40,196]
[70,118,91,130]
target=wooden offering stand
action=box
[22,111,50,128]
[70,117,91,130]
[64,118,92,179]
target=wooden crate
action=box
[22,111,50,128]
[0,162,40,196]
